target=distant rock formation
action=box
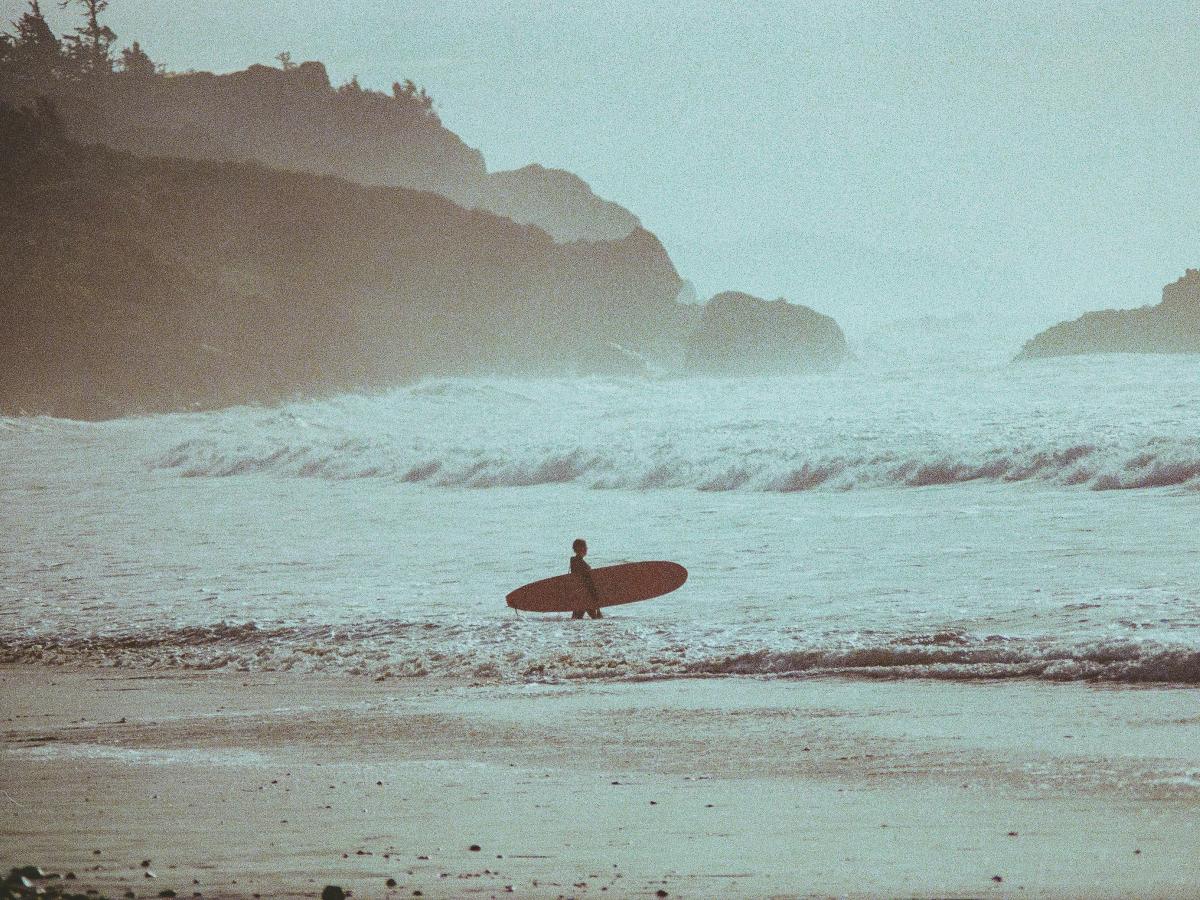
[0,107,682,419]
[682,292,849,374]
[1018,270,1200,358]
[464,164,641,243]
[0,60,639,244]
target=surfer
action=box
[570,538,603,619]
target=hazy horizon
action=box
[9,0,1198,337]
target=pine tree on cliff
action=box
[0,1,63,82]
[15,1,58,52]
[118,40,157,77]
[392,78,437,119]
[58,0,116,75]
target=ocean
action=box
[3,352,1199,684]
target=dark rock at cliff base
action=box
[682,292,849,375]
[1017,269,1200,359]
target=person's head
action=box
[572,538,587,557]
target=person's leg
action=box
[588,608,603,619]
[571,610,584,619]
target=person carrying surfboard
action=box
[570,538,603,619]
[505,552,686,614]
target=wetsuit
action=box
[570,555,603,619]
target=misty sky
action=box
[11,0,1199,335]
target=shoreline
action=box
[3,664,1199,898]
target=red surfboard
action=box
[506,561,688,613]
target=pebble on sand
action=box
[385,878,397,888]
[321,886,346,900]
[992,875,1004,882]
[469,845,481,852]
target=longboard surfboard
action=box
[506,561,687,613]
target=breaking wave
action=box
[150,436,1200,491]
[113,368,1200,492]
[5,620,1200,685]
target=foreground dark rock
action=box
[682,292,849,374]
[1,865,111,900]
[1017,269,1200,358]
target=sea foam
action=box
[4,618,1199,685]
[122,363,1200,492]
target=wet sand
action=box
[3,665,1199,898]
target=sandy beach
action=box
[4,666,1199,899]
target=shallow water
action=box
[3,354,1199,682]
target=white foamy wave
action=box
[5,621,1200,685]
[104,368,1200,492]
[150,436,1200,491]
